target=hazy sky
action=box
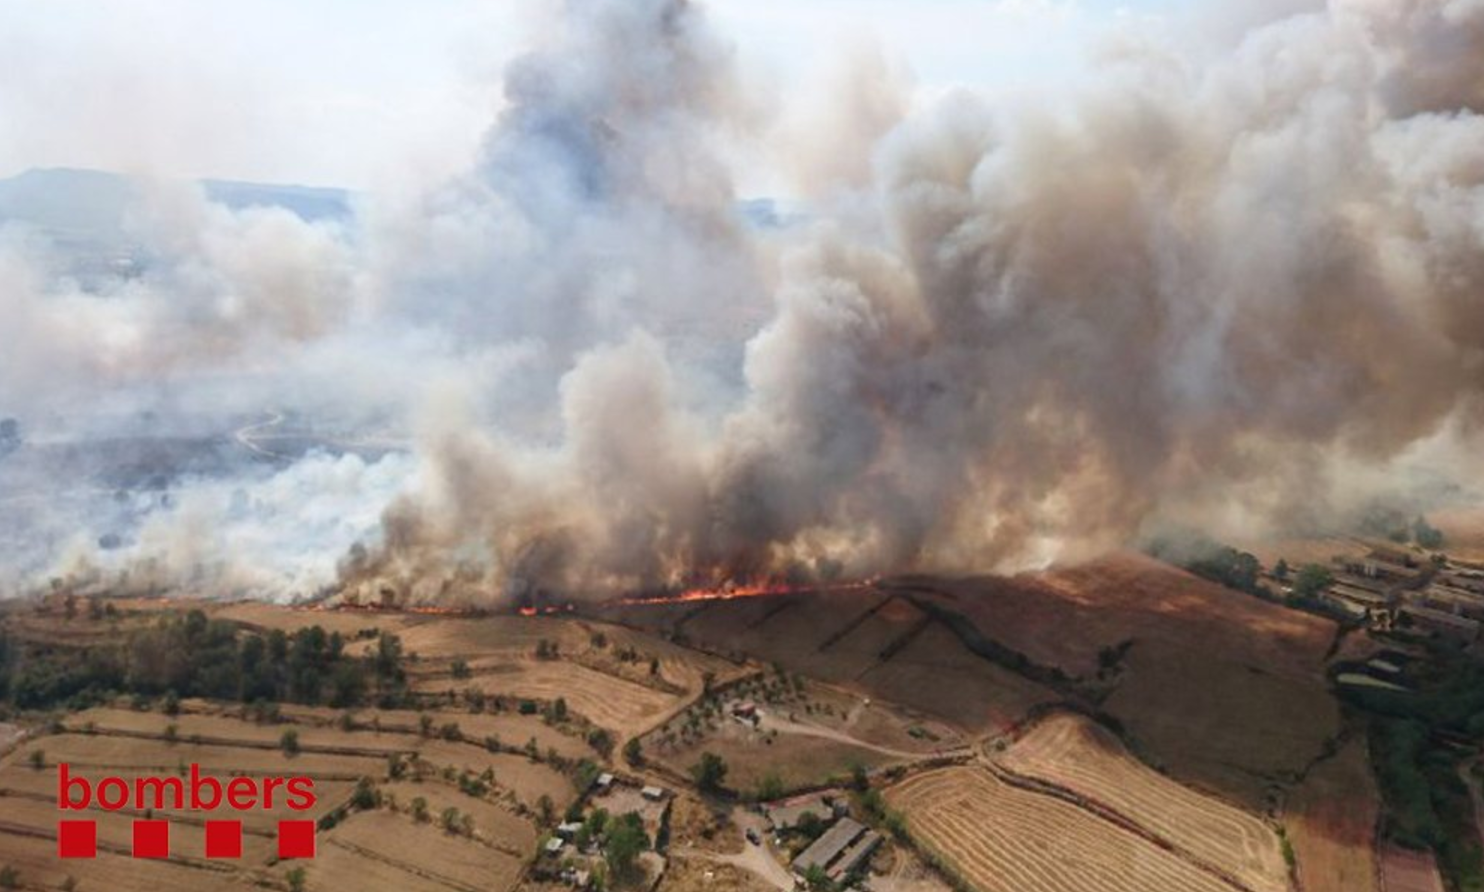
[0,0,1185,189]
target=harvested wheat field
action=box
[412,741,574,809]
[307,809,526,892]
[998,711,1287,892]
[380,780,537,855]
[0,832,243,892]
[11,733,385,780]
[1286,738,1380,892]
[64,706,422,755]
[429,660,681,737]
[885,765,1237,892]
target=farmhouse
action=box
[764,792,842,830]
[791,817,881,883]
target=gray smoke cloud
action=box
[5,0,1484,604]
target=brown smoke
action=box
[337,0,1484,605]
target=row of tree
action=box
[0,610,408,711]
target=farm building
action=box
[1421,584,1484,620]
[556,821,584,841]
[1400,604,1480,642]
[1326,583,1393,618]
[545,837,567,856]
[594,772,615,792]
[641,785,668,802]
[765,792,844,831]
[791,817,881,883]
[731,701,759,723]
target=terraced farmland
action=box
[429,659,680,737]
[998,712,1287,892]
[885,765,1238,892]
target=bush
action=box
[691,752,728,793]
[280,729,300,757]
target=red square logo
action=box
[205,820,243,859]
[58,820,96,858]
[277,820,315,859]
[133,820,169,859]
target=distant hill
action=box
[0,167,354,241]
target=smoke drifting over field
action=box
[4,0,1484,603]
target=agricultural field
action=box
[856,622,1057,735]
[1381,844,1446,892]
[885,764,1239,892]
[302,809,526,892]
[1431,505,1484,563]
[425,659,682,739]
[412,741,575,811]
[0,832,244,892]
[997,711,1287,892]
[1286,738,1381,892]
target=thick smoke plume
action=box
[4,0,1484,603]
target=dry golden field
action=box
[304,809,526,892]
[885,765,1239,892]
[425,659,681,738]
[998,711,1287,892]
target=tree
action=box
[537,794,555,827]
[1273,558,1290,581]
[796,811,826,841]
[1414,516,1445,550]
[351,778,378,811]
[623,737,644,767]
[286,866,307,892]
[280,729,300,757]
[440,806,461,833]
[1292,564,1334,602]
[757,772,784,802]
[588,728,613,759]
[605,812,650,882]
[0,866,17,889]
[27,749,43,771]
[803,863,834,891]
[411,797,429,823]
[691,752,728,793]
[451,659,471,680]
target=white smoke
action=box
[4,0,1484,603]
